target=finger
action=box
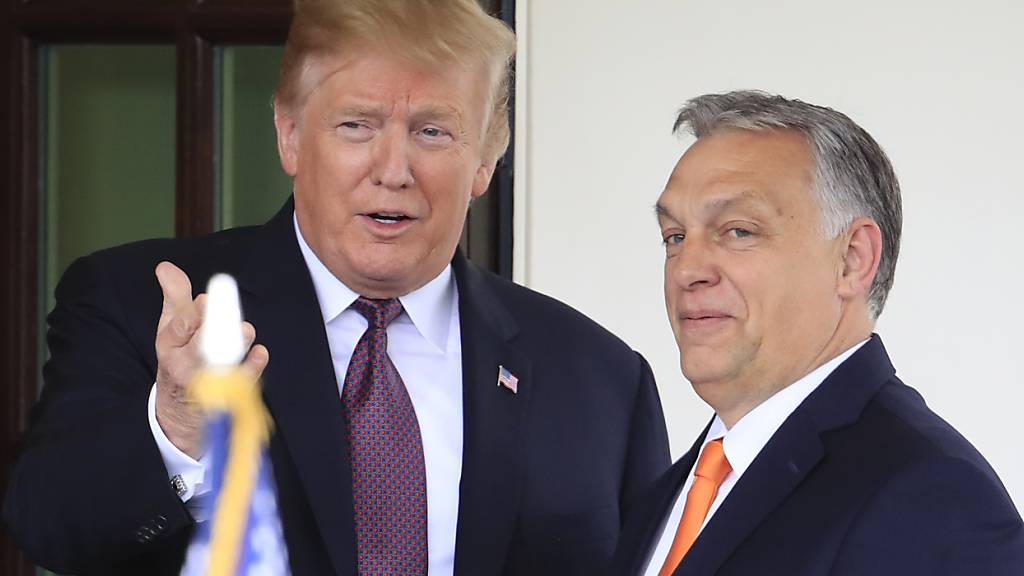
[155,262,194,333]
[241,344,270,378]
[241,321,256,348]
[194,293,208,318]
[158,293,205,350]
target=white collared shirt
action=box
[641,339,868,576]
[151,213,464,576]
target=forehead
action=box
[659,129,816,220]
[306,47,489,115]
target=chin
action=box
[358,259,439,297]
[680,356,732,388]
[350,244,413,271]
[355,263,412,286]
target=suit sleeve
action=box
[618,352,671,523]
[2,255,193,574]
[831,453,1024,575]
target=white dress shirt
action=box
[151,213,465,575]
[642,339,868,575]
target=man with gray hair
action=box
[613,90,1024,575]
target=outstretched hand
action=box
[153,261,269,459]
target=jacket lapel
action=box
[618,423,709,576]
[675,412,824,576]
[234,200,357,576]
[451,253,533,575]
[674,335,895,576]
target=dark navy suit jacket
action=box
[614,336,1024,575]
[4,198,671,575]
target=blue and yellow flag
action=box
[180,370,290,576]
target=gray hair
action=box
[674,90,902,318]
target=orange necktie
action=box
[658,438,732,576]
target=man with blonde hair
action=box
[4,1,670,574]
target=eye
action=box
[727,227,753,239]
[337,120,374,143]
[662,233,685,246]
[419,126,451,139]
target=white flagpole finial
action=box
[200,273,245,367]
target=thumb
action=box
[155,261,193,333]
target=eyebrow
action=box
[655,189,767,222]
[327,104,386,119]
[326,103,464,126]
[410,104,464,125]
[704,190,765,215]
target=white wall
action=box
[516,0,1024,505]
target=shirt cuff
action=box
[148,383,209,505]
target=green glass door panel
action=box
[37,43,176,569]
[43,44,177,312]
[218,45,291,229]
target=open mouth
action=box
[368,212,412,224]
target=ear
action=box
[274,99,301,177]
[471,161,496,199]
[837,217,882,300]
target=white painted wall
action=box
[515,0,1024,505]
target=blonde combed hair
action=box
[276,0,517,164]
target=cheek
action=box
[663,265,676,310]
[303,131,364,172]
[719,265,768,326]
[663,272,684,333]
[786,248,841,302]
[427,157,474,189]
[754,265,833,334]
[418,161,476,209]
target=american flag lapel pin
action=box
[497,365,519,394]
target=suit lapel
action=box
[618,423,709,576]
[234,201,357,576]
[674,335,895,576]
[675,412,824,576]
[451,254,533,576]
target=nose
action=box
[370,127,414,189]
[667,234,720,291]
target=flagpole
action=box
[188,274,274,576]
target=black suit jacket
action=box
[4,199,671,575]
[614,335,1024,575]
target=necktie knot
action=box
[694,439,731,485]
[351,297,403,330]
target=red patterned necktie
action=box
[342,297,428,575]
